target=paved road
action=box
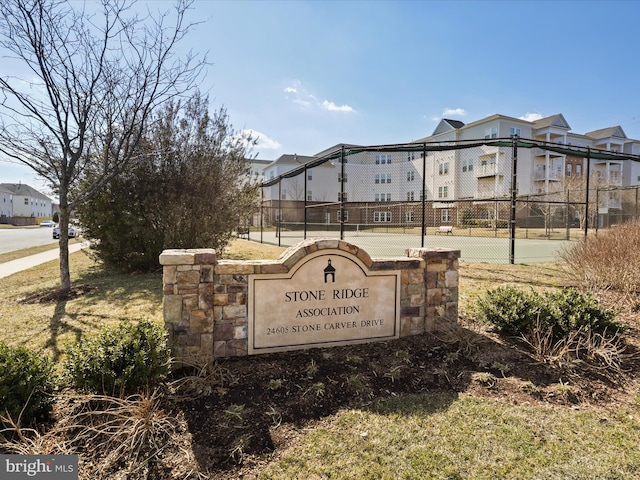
[0,226,58,253]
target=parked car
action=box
[40,220,55,227]
[53,224,78,239]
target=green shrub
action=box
[545,288,618,338]
[475,286,541,336]
[476,286,620,341]
[64,320,172,395]
[0,342,57,425]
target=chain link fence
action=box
[252,139,640,263]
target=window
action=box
[307,170,313,180]
[337,209,348,222]
[307,191,312,201]
[484,126,498,139]
[407,191,415,201]
[338,192,348,202]
[281,192,286,200]
[420,190,427,201]
[375,193,379,202]
[374,211,392,222]
[441,209,451,223]
[576,165,582,176]
[338,172,348,183]
[438,162,449,175]
[375,174,380,184]
[376,154,392,164]
[385,173,391,184]
[407,170,415,181]
[407,152,415,162]
[566,164,572,177]
[406,211,415,222]
[438,186,448,199]
[386,193,391,202]
[24,198,29,205]
[509,127,521,137]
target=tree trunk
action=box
[58,199,71,293]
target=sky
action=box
[3,0,640,193]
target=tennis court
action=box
[247,229,570,264]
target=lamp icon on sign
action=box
[323,259,336,283]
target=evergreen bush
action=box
[0,342,57,425]
[64,320,171,395]
[476,286,620,342]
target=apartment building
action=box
[257,113,640,228]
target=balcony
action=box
[534,170,562,182]
[475,163,498,178]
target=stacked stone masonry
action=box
[160,240,460,363]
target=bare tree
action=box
[0,0,204,292]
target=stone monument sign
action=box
[248,249,400,354]
[160,239,460,362]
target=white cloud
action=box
[519,112,543,122]
[242,129,281,150]
[284,80,354,113]
[442,108,467,117]
[322,100,354,113]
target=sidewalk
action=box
[0,242,87,280]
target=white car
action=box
[53,224,78,239]
[40,220,55,227]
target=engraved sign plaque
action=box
[248,249,400,354]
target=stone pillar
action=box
[406,247,461,333]
[159,248,217,363]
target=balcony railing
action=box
[534,170,562,181]
[475,163,498,178]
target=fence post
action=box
[304,165,308,240]
[565,188,570,240]
[509,135,518,264]
[340,145,345,241]
[595,187,599,236]
[421,143,427,247]
[260,186,264,244]
[584,147,591,237]
[277,180,282,246]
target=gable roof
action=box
[266,154,317,168]
[432,118,465,136]
[532,114,571,130]
[585,126,627,140]
[0,183,50,201]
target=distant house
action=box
[0,182,52,225]
[0,184,14,221]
